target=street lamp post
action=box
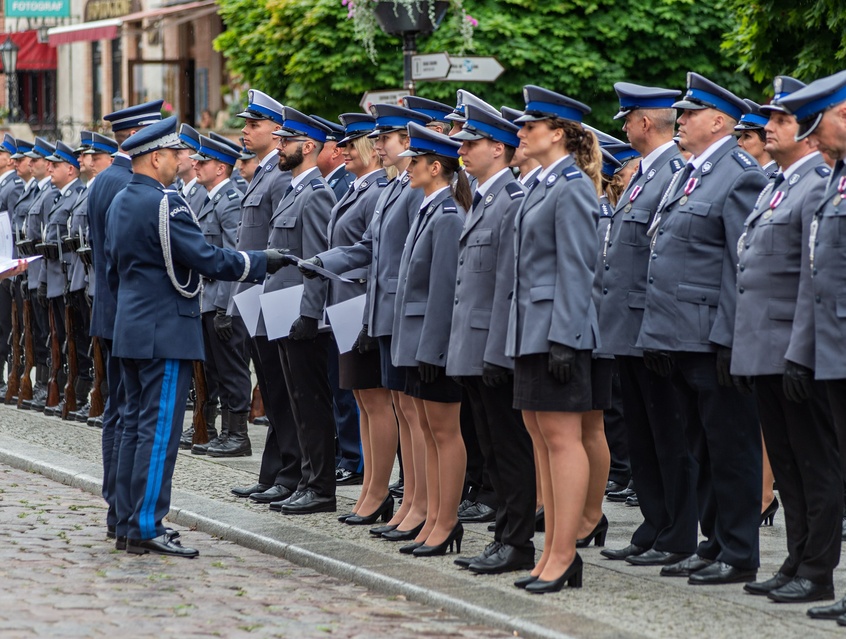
[0,35,20,123]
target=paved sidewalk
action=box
[0,404,844,639]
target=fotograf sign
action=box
[5,0,70,17]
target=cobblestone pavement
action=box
[0,463,514,639]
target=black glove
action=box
[715,347,733,388]
[482,362,509,388]
[418,362,441,384]
[783,360,813,403]
[37,282,48,308]
[351,325,377,354]
[289,315,318,341]
[643,350,673,377]
[733,375,754,395]
[298,256,324,279]
[548,342,577,384]
[213,309,233,342]
[264,249,296,274]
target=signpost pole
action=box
[402,33,416,96]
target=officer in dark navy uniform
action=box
[105,116,287,557]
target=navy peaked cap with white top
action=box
[403,96,454,123]
[237,89,285,125]
[25,137,55,159]
[399,122,461,158]
[338,113,376,146]
[368,104,432,136]
[778,70,846,140]
[516,85,591,123]
[445,89,499,122]
[190,135,239,166]
[179,124,202,151]
[46,141,80,169]
[613,82,681,120]
[11,139,32,159]
[208,131,243,156]
[760,76,806,115]
[1,133,16,155]
[121,116,189,158]
[735,99,768,130]
[450,104,520,148]
[104,99,163,132]
[673,73,748,121]
[310,115,345,142]
[275,107,331,143]
[84,133,118,155]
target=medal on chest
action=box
[678,177,698,206]
[833,176,846,207]
[762,190,785,220]
[623,185,642,213]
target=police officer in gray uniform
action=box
[732,75,840,604]
[177,124,207,214]
[0,134,24,392]
[638,73,768,584]
[598,83,699,566]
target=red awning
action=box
[9,30,57,72]
[47,19,120,46]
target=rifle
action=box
[249,382,265,423]
[46,302,61,408]
[5,285,20,403]
[17,280,33,408]
[61,299,78,419]
[191,361,209,445]
[89,336,105,417]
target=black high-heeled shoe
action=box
[382,520,425,541]
[514,575,538,589]
[575,514,608,548]
[399,541,424,554]
[338,512,355,523]
[412,522,464,557]
[369,523,398,536]
[525,554,583,593]
[761,497,779,527]
[346,495,394,525]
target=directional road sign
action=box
[411,53,451,81]
[445,56,505,83]
[359,89,411,112]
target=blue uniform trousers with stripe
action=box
[115,357,192,540]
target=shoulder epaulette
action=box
[13,177,22,184]
[600,202,613,217]
[442,197,458,214]
[816,166,832,177]
[563,167,582,180]
[376,177,388,188]
[670,158,685,173]
[505,181,525,199]
[732,150,757,170]
[226,188,240,200]
[310,179,325,190]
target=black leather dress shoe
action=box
[269,490,306,512]
[744,572,792,595]
[660,554,713,577]
[606,482,635,502]
[600,544,646,561]
[469,544,535,574]
[126,534,199,558]
[231,483,273,498]
[808,596,846,619]
[335,468,363,485]
[250,484,293,503]
[767,577,834,603]
[626,549,689,566]
[457,501,496,523]
[455,541,501,568]
[625,494,639,507]
[388,479,404,499]
[106,526,116,539]
[688,561,756,585]
[115,536,126,551]
[280,489,336,514]
[605,480,627,495]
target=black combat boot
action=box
[207,410,252,457]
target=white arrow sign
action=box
[359,89,411,113]
[445,56,505,82]
[412,53,451,81]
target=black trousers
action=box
[604,362,630,485]
[672,352,761,570]
[67,291,92,382]
[0,279,12,376]
[617,356,697,554]
[462,375,535,551]
[29,285,48,366]
[460,393,498,508]
[277,332,335,496]
[757,375,840,584]
[247,324,301,490]
[328,337,361,473]
[201,311,251,413]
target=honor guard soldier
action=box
[637,73,768,584]
[598,82,699,566]
[262,108,337,515]
[89,99,163,540]
[732,75,841,604]
[0,134,24,394]
[176,124,207,213]
[104,116,288,557]
[402,96,454,133]
[778,70,846,622]
[446,105,537,574]
[184,135,254,457]
[226,90,302,507]
[735,99,778,177]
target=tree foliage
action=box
[215,0,752,132]
[723,0,846,88]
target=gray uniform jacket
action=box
[391,188,464,368]
[637,138,768,352]
[183,178,208,216]
[0,170,24,214]
[11,178,36,259]
[40,180,85,298]
[319,174,423,337]
[199,181,243,313]
[597,146,685,356]
[25,179,57,290]
[447,171,524,376]
[264,167,335,321]
[68,185,89,294]
[788,160,846,379]
[325,169,387,308]
[227,153,291,315]
[327,165,354,200]
[732,153,830,376]
[505,156,600,358]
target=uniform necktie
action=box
[284,184,293,197]
[472,191,482,210]
[203,195,211,208]
[772,172,785,188]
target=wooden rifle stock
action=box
[17,283,34,408]
[5,289,20,403]
[61,300,78,419]
[89,337,105,417]
[46,303,61,408]
[192,361,209,445]
[248,382,265,423]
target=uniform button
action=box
[816,295,821,303]
[604,264,609,271]
[575,333,581,339]
[456,279,461,285]
[651,253,657,260]
[603,288,608,295]
[454,299,458,305]
[701,295,706,301]
[745,243,750,249]
[648,277,654,284]
[813,268,818,275]
[739,265,745,272]
[738,287,744,294]
[459,258,464,265]
[658,230,664,235]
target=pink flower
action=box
[163,102,173,112]
[466,14,478,27]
